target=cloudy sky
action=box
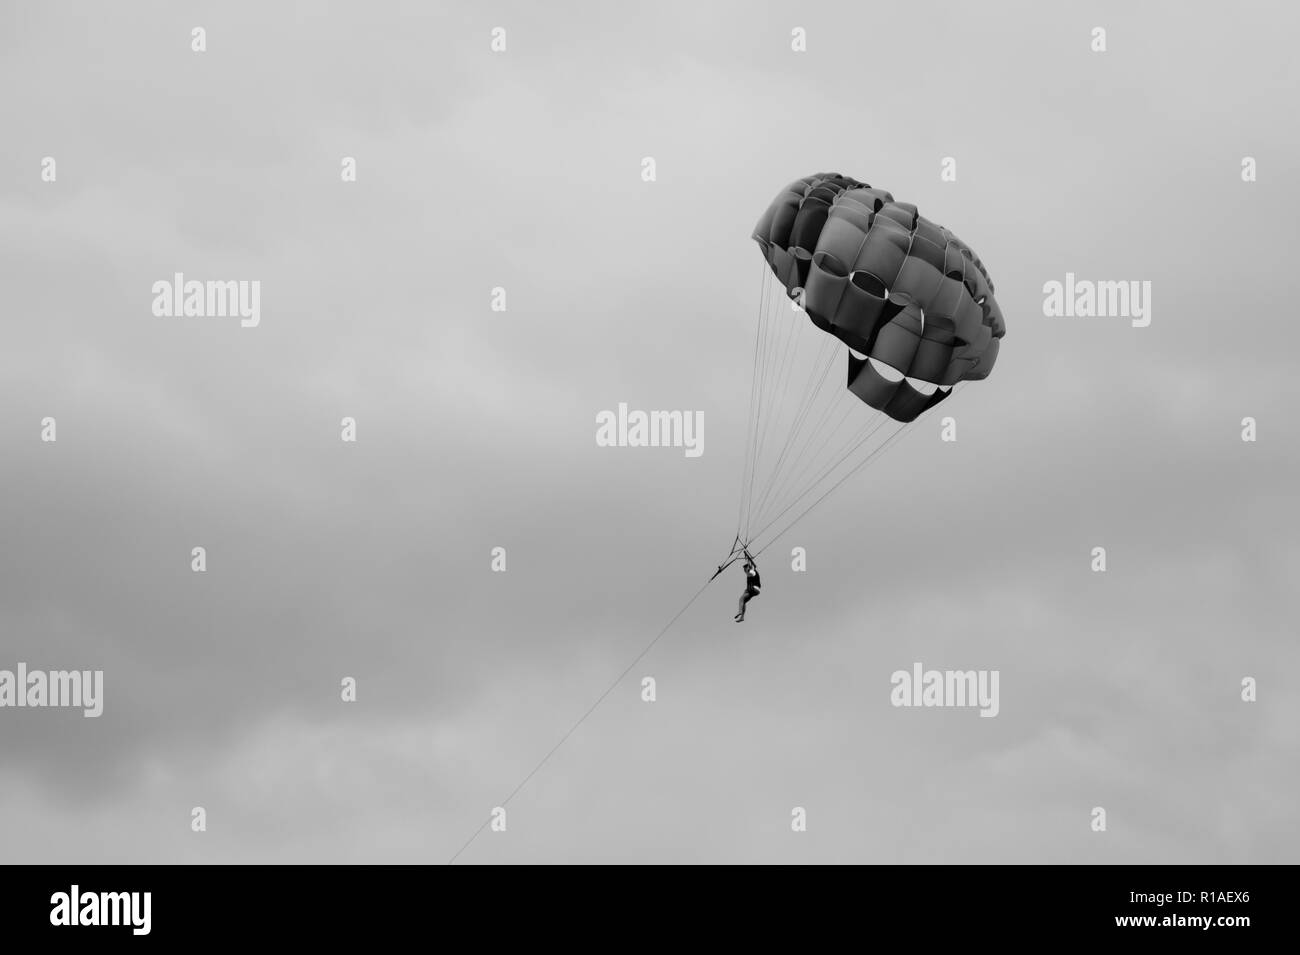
[1,0,1297,864]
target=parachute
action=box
[730,173,1006,563]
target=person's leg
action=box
[736,590,753,621]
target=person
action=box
[735,551,760,622]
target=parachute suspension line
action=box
[745,275,798,537]
[748,278,829,542]
[752,419,912,557]
[739,273,898,546]
[778,398,886,507]
[739,264,778,540]
[739,273,771,541]
[759,396,869,530]
[749,411,894,546]
[751,339,870,530]
[734,256,771,540]
[751,344,887,534]
[743,272,791,540]
[747,326,813,535]
[750,384,966,556]
[741,269,777,534]
[748,334,839,529]
[738,262,966,558]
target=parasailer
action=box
[721,173,1006,600]
[734,550,760,623]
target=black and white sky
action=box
[1,0,1297,863]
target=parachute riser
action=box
[709,534,756,581]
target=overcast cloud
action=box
[1,0,1297,864]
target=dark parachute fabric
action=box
[753,173,1005,423]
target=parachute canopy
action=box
[752,173,1005,423]
[730,174,1006,558]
